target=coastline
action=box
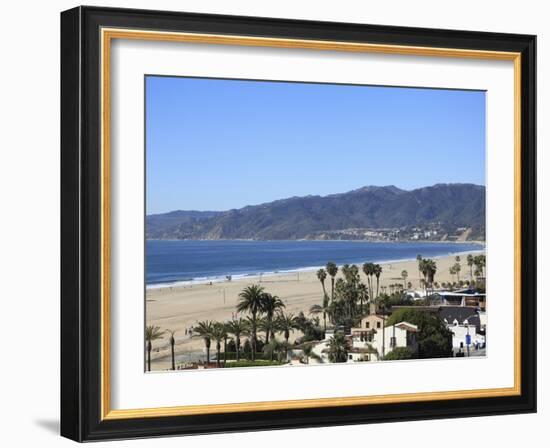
[146,249,485,370]
[146,241,485,290]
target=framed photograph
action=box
[60,6,536,441]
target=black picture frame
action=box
[61,5,536,442]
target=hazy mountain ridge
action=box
[146,183,485,241]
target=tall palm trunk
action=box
[236,336,241,361]
[216,341,221,367]
[382,316,386,359]
[251,311,257,361]
[331,278,335,303]
[170,336,175,370]
[265,317,271,345]
[367,276,373,301]
[147,341,152,372]
[223,336,227,366]
[284,331,290,361]
[205,339,210,365]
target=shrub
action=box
[383,347,417,360]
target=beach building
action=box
[438,306,485,352]
[434,290,486,311]
[349,315,419,361]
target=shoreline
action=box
[146,244,485,290]
[146,250,485,369]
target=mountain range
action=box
[146,183,485,241]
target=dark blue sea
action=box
[146,240,483,288]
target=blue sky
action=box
[146,76,485,214]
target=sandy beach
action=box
[146,249,484,370]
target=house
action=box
[434,291,486,311]
[350,315,419,361]
[438,306,485,351]
[438,306,481,333]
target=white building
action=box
[349,315,419,361]
[438,306,485,351]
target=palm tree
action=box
[362,262,374,299]
[263,338,281,362]
[309,292,330,332]
[449,264,456,282]
[416,254,423,287]
[324,333,349,363]
[276,312,298,360]
[227,318,249,361]
[211,322,227,367]
[192,320,213,365]
[300,343,321,364]
[326,262,338,303]
[423,259,437,299]
[401,270,408,289]
[450,262,461,283]
[145,325,164,372]
[427,259,437,285]
[167,329,176,370]
[373,264,382,297]
[357,282,368,315]
[342,264,360,285]
[474,254,486,278]
[236,284,265,361]
[467,254,475,280]
[419,258,437,299]
[261,293,285,344]
[317,268,328,298]
[258,317,277,347]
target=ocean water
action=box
[146,240,483,288]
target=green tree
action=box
[386,308,452,358]
[309,293,330,333]
[326,262,338,303]
[317,268,328,299]
[236,284,265,361]
[324,333,349,363]
[192,320,214,365]
[211,322,227,367]
[467,254,475,280]
[401,270,408,289]
[373,264,383,297]
[473,254,486,278]
[416,254,423,287]
[362,262,375,299]
[357,282,368,315]
[167,329,176,370]
[419,258,437,299]
[261,293,285,344]
[258,317,276,346]
[227,318,249,361]
[300,343,321,364]
[276,312,298,360]
[383,347,417,360]
[145,325,164,372]
[262,338,281,362]
[450,262,461,283]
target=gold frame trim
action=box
[100,28,522,421]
